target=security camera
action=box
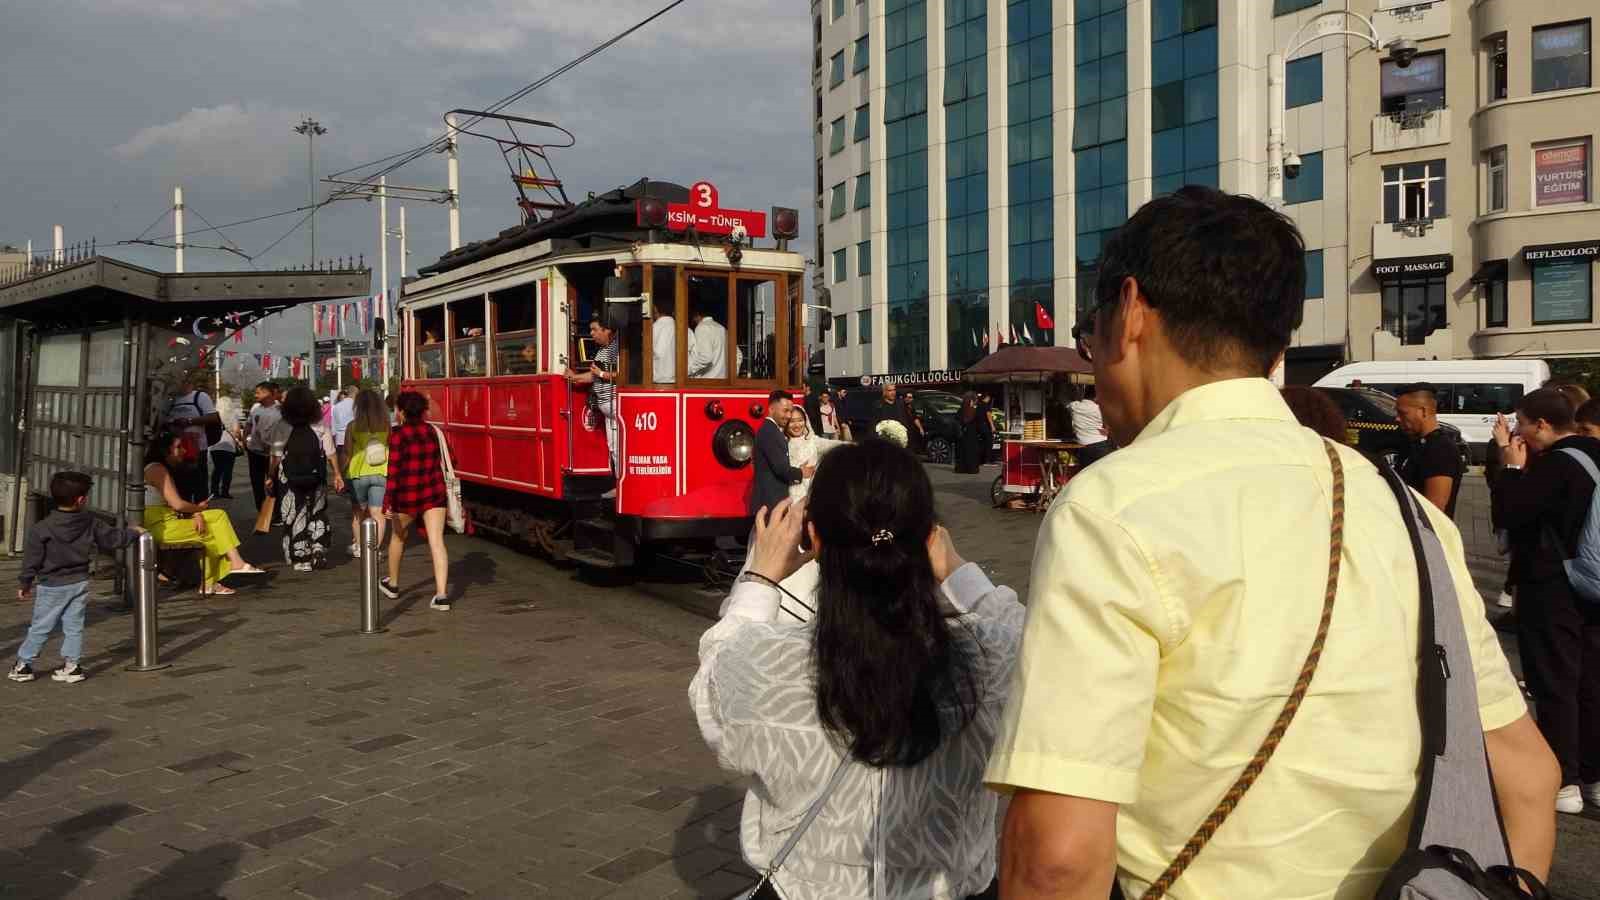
[1386,38,1418,69]
[1284,152,1303,180]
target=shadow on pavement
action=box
[8,803,142,899]
[0,728,113,804]
[129,841,244,898]
[449,550,499,608]
[672,785,755,898]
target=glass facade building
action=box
[946,0,990,369]
[885,0,930,374]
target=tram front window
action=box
[415,307,446,379]
[493,284,539,375]
[736,278,777,380]
[687,274,730,380]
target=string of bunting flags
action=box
[313,292,387,339]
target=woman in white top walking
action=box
[691,441,1022,899]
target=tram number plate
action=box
[633,412,659,431]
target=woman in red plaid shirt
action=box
[381,391,452,611]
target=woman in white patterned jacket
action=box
[691,440,1024,900]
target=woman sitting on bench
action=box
[143,430,265,596]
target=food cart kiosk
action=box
[963,346,1095,510]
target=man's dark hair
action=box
[49,471,92,508]
[279,386,322,427]
[1517,387,1576,431]
[1095,185,1306,375]
[1084,385,1096,400]
[768,389,792,405]
[1576,398,1600,429]
[255,380,275,392]
[396,390,430,422]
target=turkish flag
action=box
[1035,302,1055,331]
[351,358,363,381]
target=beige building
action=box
[1334,0,1598,369]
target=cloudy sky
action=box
[1,0,814,370]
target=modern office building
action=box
[814,0,1600,384]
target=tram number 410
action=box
[633,412,659,431]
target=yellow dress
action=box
[142,506,238,587]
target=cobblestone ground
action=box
[0,462,1594,899]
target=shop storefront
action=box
[1523,240,1598,326]
[1371,254,1454,347]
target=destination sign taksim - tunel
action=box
[663,182,767,238]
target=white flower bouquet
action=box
[875,419,909,448]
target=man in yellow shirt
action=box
[987,186,1560,899]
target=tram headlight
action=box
[713,420,756,468]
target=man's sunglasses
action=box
[1071,294,1120,363]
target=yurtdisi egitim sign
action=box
[1535,144,1589,207]
[664,182,768,238]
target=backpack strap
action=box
[1138,440,1346,900]
[1378,463,1513,869]
[1557,446,1600,487]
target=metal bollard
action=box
[359,518,386,635]
[127,533,169,672]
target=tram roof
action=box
[0,256,371,330]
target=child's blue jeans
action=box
[17,581,89,665]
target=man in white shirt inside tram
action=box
[651,295,694,384]
[687,306,729,379]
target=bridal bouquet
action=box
[875,419,909,448]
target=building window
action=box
[816,158,824,198]
[1534,141,1590,207]
[832,0,845,22]
[1382,159,1447,222]
[854,171,871,209]
[1304,249,1324,300]
[1533,20,1592,93]
[1532,259,1593,325]
[1485,270,1509,328]
[814,16,823,70]
[1284,151,1324,204]
[1286,54,1322,108]
[1381,50,1445,118]
[833,248,847,283]
[948,0,989,369]
[830,51,846,88]
[1486,34,1508,101]
[1381,274,1447,345]
[858,240,871,276]
[854,35,870,73]
[885,0,930,373]
[829,182,847,220]
[833,315,848,348]
[1272,0,1318,14]
[830,116,846,154]
[854,104,870,142]
[815,89,823,125]
[1485,146,1507,212]
[858,309,872,345]
[1148,0,1218,205]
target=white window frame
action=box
[1382,159,1448,223]
[1485,146,1508,213]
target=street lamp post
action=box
[295,117,327,390]
[1266,12,1414,384]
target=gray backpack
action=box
[1551,447,1600,605]
[1373,463,1548,899]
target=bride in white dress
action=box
[785,408,848,502]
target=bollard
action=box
[126,533,169,672]
[359,518,386,635]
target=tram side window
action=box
[618,267,644,385]
[450,299,487,377]
[493,284,539,375]
[415,308,446,379]
[687,274,732,380]
[737,279,778,380]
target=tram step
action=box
[564,547,619,570]
[572,517,635,568]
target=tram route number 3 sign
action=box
[665,182,768,238]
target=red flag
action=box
[1034,302,1055,330]
[313,305,322,337]
[351,358,363,381]
[262,353,272,372]
[232,328,244,344]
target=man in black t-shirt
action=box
[1396,382,1462,517]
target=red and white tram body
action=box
[399,180,806,566]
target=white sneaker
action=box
[1557,784,1584,814]
[349,542,361,559]
[1584,782,1600,808]
[1496,591,1514,608]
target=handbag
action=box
[428,423,466,534]
[735,756,852,900]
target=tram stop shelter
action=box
[0,254,370,561]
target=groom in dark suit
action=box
[751,389,813,515]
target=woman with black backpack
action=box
[265,386,344,572]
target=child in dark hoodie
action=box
[10,472,142,684]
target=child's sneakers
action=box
[7,662,34,682]
[51,663,86,684]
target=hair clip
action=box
[870,529,894,546]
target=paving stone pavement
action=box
[0,462,1594,899]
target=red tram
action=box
[400,178,807,567]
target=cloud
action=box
[111,103,310,190]
[71,0,299,19]
[407,0,805,57]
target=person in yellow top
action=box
[988,187,1560,900]
[142,431,265,596]
[341,389,391,560]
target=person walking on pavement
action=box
[803,382,824,435]
[818,390,840,440]
[954,393,986,474]
[244,382,283,524]
[1491,388,1600,815]
[1397,382,1464,517]
[163,371,222,504]
[208,395,244,500]
[381,391,452,612]
[342,388,390,560]
[991,186,1555,897]
[692,442,1023,899]
[330,384,358,475]
[266,387,342,572]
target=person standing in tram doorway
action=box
[565,317,621,499]
[652,294,691,384]
[687,304,729,379]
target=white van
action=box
[1313,359,1551,459]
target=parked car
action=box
[833,388,968,462]
[1315,386,1469,472]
